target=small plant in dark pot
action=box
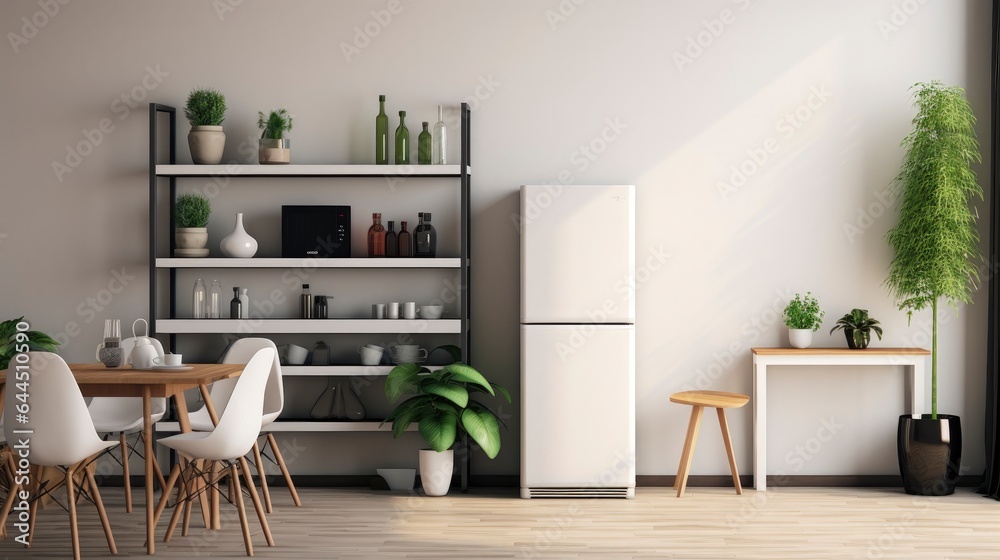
[830,309,883,349]
[885,81,983,496]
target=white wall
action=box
[0,0,991,479]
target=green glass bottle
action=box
[395,110,409,164]
[375,95,388,165]
[418,122,432,164]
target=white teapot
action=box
[128,318,159,369]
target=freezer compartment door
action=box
[520,185,635,324]
[521,324,635,488]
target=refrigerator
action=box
[520,184,636,498]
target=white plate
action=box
[132,365,193,371]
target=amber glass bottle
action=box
[367,213,386,257]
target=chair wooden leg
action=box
[239,456,274,546]
[66,466,81,560]
[182,475,194,537]
[716,407,742,495]
[252,441,272,513]
[210,460,222,530]
[673,405,698,491]
[230,463,254,557]
[152,451,167,492]
[27,465,43,545]
[267,433,301,507]
[119,433,132,513]
[164,466,189,543]
[194,459,211,529]
[0,452,22,539]
[153,463,182,526]
[85,467,117,554]
[676,405,704,498]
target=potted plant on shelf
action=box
[782,292,824,348]
[184,88,227,164]
[0,317,59,370]
[383,345,511,496]
[174,193,211,257]
[830,309,883,349]
[885,81,983,496]
[257,108,293,164]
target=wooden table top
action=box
[751,347,930,356]
[0,362,244,398]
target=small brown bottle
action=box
[397,221,412,257]
[367,213,386,257]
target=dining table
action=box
[0,362,244,555]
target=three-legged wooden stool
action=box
[670,390,750,497]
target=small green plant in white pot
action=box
[257,108,293,164]
[185,88,226,164]
[174,193,211,256]
[782,292,824,348]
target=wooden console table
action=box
[751,347,930,491]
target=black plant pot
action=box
[844,328,869,349]
[897,414,962,496]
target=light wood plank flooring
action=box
[1,486,999,558]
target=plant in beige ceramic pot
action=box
[782,292,824,348]
[185,88,227,164]
[258,108,293,164]
[383,345,511,496]
[173,193,211,257]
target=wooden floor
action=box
[1,486,999,558]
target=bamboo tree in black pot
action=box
[885,81,983,496]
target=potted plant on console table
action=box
[383,345,511,496]
[885,81,983,496]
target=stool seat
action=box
[669,389,751,498]
[670,390,750,409]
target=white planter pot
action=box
[788,328,813,349]
[220,213,258,258]
[188,125,225,165]
[175,227,208,250]
[259,138,291,164]
[418,449,454,496]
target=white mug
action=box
[372,303,386,319]
[358,346,384,366]
[153,353,182,366]
[287,343,309,365]
[401,302,417,320]
[386,302,400,319]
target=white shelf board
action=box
[155,319,460,334]
[282,365,393,377]
[155,420,413,433]
[156,164,468,177]
[156,257,462,269]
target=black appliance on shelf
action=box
[281,205,351,258]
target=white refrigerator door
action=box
[521,185,635,324]
[521,324,635,489]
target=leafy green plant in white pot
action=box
[885,81,983,496]
[185,88,226,164]
[258,108,293,164]
[383,345,511,496]
[173,193,211,257]
[782,292,824,348]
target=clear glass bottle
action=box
[193,278,207,319]
[414,212,437,257]
[239,288,249,319]
[301,283,313,319]
[418,122,432,165]
[395,110,409,164]
[375,94,388,165]
[208,280,222,318]
[397,221,412,257]
[433,105,447,165]
[230,287,242,319]
[367,213,386,257]
[385,220,398,258]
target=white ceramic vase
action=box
[220,213,258,258]
[418,449,454,496]
[788,328,813,349]
[188,125,225,165]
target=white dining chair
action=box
[88,336,168,512]
[154,347,276,556]
[188,337,301,512]
[3,352,118,560]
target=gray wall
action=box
[0,0,991,479]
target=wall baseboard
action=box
[105,474,984,489]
